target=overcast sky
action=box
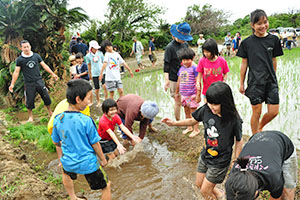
[68,0,300,24]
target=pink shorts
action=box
[181,95,199,108]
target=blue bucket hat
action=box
[170,22,193,41]
[141,101,159,119]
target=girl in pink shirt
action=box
[196,38,229,103]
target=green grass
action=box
[0,176,16,196]
[4,123,55,152]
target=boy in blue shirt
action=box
[51,79,111,200]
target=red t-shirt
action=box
[98,114,122,140]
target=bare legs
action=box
[195,172,224,200]
[251,104,279,134]
[182,107,200,137]
[28,105,52,122]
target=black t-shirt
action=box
[164,40,188,82]
[192,105,243,168]
[237,34,283,85]
[16,53,43,85]
[231,131,294,198]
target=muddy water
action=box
[122,58,300,149]
[69,138,198,199]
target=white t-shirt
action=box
[103,51,124,81]
[70,65,77,75]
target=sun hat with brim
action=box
[89,40,101,49]
[170,22,193,41]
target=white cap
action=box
[89,40,100,49]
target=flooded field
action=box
[123,53,300,149]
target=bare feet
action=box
[189,130,200,138]
[96,102,101,107]
[27,117,34,122]
[182,127,193,135]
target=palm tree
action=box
[0,0,38,63]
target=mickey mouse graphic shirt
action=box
[192,104,242,168]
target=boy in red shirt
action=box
[98,99,141,162]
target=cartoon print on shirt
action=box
[205,118,219,156]
[180,71,189,83]
[203,66,222,79]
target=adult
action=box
[71,37,88,56]
[235,32,242,51]
[148,36,157,67]
[281,30,289,48]
[163,22,193,121]
[130,37,144,69]
[69,35,77,54]
[9,40,58,122]
[86,40,107,106]
[197,34,205,59]
[116,94,159,144]
[225,130,297,200]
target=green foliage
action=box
[5,123,56,152]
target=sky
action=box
[68,0,300,24]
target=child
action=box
[51,79,111,200]
[99,40,134,99]
[113,45,125,74]
[98,98,142,162]
[224,32,232,56]
[75,52,89,81]
[238,9,283,135]
[86,40,106,106]
[162,81,243,200]
[175,48,200,137]
[196,38,229,103]
[69,55,77,79]
[225,130,297,200]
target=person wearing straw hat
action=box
[197,34,205,59]
[163,22,193,121]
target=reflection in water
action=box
[123,59,300,149]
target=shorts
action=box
[63,166,108,190]
[245,81,279,105]
[282,148,298,188]
[100,139,117,154]
[169,80,179,98]
[105,80,123,92]
[101,74,106,85]
[92,76,100,89]
[24,80,51,110]
[181,95,199,108]
[197,155,229,184]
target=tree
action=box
[184,4,230,37]
[102,0,164,41]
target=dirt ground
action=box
[0,48,299,199]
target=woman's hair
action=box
[225,157,259,200]
[206,81,240,123]
[66,79,92,105]
[250,9,268,33]
[102,98,118,114]
[202,38,219,59]
[177,48,195,61]
[100,40,113,53]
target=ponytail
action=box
[225,157,259,200]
